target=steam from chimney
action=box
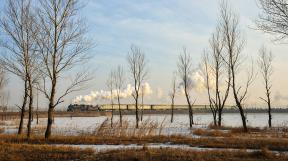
[178,64,217,94]
[73,83,153,104]
[140,82,153,96]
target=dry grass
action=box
[193,128,232,137]
[1,133,288,152]
[207,124,288,139]
[0,127,4,134]
[0,142,95,161]
[1,140,287,161]
[94,118,165,138]
[94,147,288,161]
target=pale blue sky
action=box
[2,0,288,109]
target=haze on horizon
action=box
[1,0,288,110]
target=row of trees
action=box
[106,45,148,128]
[0,0,286,137]
[172,0,278,131]
[0,0,91,139]
[103,0,283,132]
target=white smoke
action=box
[73,84,132,104]
[140,82,153,96]
[178,64,217,94]
[73,83,153,104]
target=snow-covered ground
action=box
[1,113,288,135]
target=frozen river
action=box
[1,113,288,135]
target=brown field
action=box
[0,142,95,161]
[1,113,288,161]
[93,147,287,161]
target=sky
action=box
[1,0,288,110]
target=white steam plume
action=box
[73,83,153,104]
[178,64,217,94]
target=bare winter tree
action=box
[257,0,288,41]
[107,70,115,128]
[220,1,254,132]
[127,45,148,128]
[36,0,91,139]
[202,52,218,126]
[0,0,39,137]
[258,46,273,128]
[169,74,177,123]
[202,26,231,127]
[114,65,125,127]
[177,48,194,128]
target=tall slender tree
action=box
[114,65,125,126]
[0,0,39,137]
[177,48,194,128]
[169,74,177,123]
[107,70,115,128]
[220,1,254,132]
[202,26,231,127]
[36,0,91,139]
[202,52,218,126]
[258,46,273,128]
[127,45,148,128]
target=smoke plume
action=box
[73,83,153,104]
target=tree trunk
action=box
[238,104,247,132]
[185,92,193,128]
[218,108,223,127]
[209,105,217,126]
[45,105,54,139]
[36,89,39,124]
[111,103,114,128]
[268,98,272,128]
[117,97,122,127]
[27,77,33,138]
[212,111,217,126]
[45,78,56,139]
[18,80,28,135]
[36,113,39,124]
[171,99,174,123]
[135,94,139,128]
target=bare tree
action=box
[202,52,218,126]
[36,0,91,139]
[114,65,125,127]
[256,0,288,41]
[177,48,194,128]
[220,1,254,132]
[169,74,177,123]
[127,45,148,128]
[203,26,231,127]
[0,0,39,137]
[107,70,114,128]
[258,46,273,128]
